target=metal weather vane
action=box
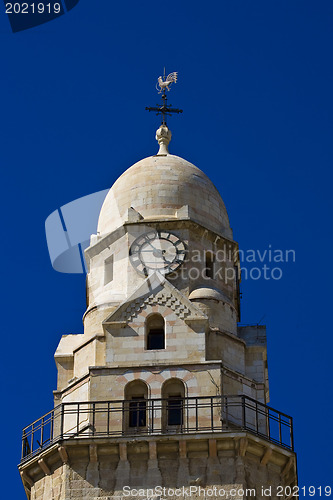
[146,69,183,125]
[156,71,178,93]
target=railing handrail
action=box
[27,393,291,410]
[22,394,292,431]
[20,394,294,462]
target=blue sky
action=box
[1,1,332,497]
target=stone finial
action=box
[156,125,172,155]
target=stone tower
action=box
[19,123,297,500]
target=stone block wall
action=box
[24,435,297,500]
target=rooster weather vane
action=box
[146,69,183,125]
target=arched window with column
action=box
[146,313,165,350]
[124,380,148,429]
[162,378,186,429]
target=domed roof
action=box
[97,126,232,238]
[189,287,233,306]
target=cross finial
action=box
[145,70,183,126]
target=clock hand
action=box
[162,254,173,264]
[141,247,165,259]
[143,241,168,256]
[144,239,161,250]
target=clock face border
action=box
[129,230,187,276]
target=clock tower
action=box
[19,115,297,499]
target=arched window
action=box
[124,380,148,429]
[205,251,215,279]
[162,378,185,428]
[146,314,165,350]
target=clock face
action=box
[129,230,187,276]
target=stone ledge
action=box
[19,432,297,500]
[19,430,295,475]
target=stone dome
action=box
[189,287,233,306]
[97,126,232,238]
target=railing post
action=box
[60,404,64,440]
[290,416,294,451]
[122,400,125,436]
[178,398,182,432]
[30,423,34,454]
[195,398,198,431]
[92,403,96,436]
[50,410,54,443]
[210,397,214,431]
[76,403,80,436]
[151,399,154,433]
[255,401,259,434]
[40,417,44,447]
[242,396,246,429]
[225,396,228,429]
[107,402,110,436]
[21,432,24,459]
[186,397,188,432]
[22,430,27,459]
[136,403,139,431]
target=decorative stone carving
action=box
[156,124,172,155]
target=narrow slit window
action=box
[104,255,114,284]
[205,252,214,279]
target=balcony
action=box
[20,394,294,463]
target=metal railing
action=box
[20,394,293,462]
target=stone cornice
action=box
[85,218,239,263]
[53,372,89,399]
[54,333,105,360]
[19,432,296,489]
[221,364,266,391]
[89,360,222,373]
[210,327,246,346]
